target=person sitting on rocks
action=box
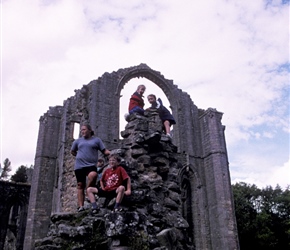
[87,154,131,213]
[125,84,146,120]
[147,94,176,138]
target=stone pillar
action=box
[24,106,63,250]
[199,108,239,250]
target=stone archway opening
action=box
[119,77,171,137]
[181,177,194,242]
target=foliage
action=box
[0,158,12,180]
[232,182,290,250]
[10,165,28,183]
[10,164,34,183]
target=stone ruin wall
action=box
[24,64,239,250]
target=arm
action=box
[124,177,131,196]
[100,171,106,190]
[71,140,78,156]
[102,149,111,156]
[157,98,163,107]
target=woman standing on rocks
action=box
[71,124,110,212]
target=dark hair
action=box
[147,94,156,100]
[82,124,94,135]
[98,159,104,164]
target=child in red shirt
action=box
[128,84,146,115]
[87,154,131,213]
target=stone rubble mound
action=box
[35,111,195,250]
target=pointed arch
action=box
[115,63,178,112]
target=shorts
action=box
[97,187,117,199]
[75,166,97,184]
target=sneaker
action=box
[166,133,172,138]
[91,207,100,215]
[113,207,123,212]
[77,206,85,212]
[124,113,130,122]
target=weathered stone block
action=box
[152,156,169,167]
[164,197,179,210]
[139,172,162,186]
[131,148,148,157]
[136,155,151,166]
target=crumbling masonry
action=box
[24,64,239,249]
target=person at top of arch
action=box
[71,124,111,212]
[128,84,146,115]
[147,94,176,138]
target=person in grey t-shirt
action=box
[71,124,110,212]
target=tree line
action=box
[232,182,290,249]
[0,158,33,183]
[0,158,289,249]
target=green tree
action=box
[10,165,28,183]
[232,182,259,249]
[0,158,12,180]
[233,182,290,250]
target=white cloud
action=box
[1,0,289,190]
[231,158,290,190]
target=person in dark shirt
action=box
[147,94,176,138]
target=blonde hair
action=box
[137,85,146,91]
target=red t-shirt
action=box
[101,166,129,192]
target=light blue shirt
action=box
[71,136,105,170]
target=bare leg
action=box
[115,186,125,204]
[87,187,98,203]
[86,171,97,197]
[77,182,85,207]
[87,171,98,188]
[163,120,171,134]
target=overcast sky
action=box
[1,0,289,189]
